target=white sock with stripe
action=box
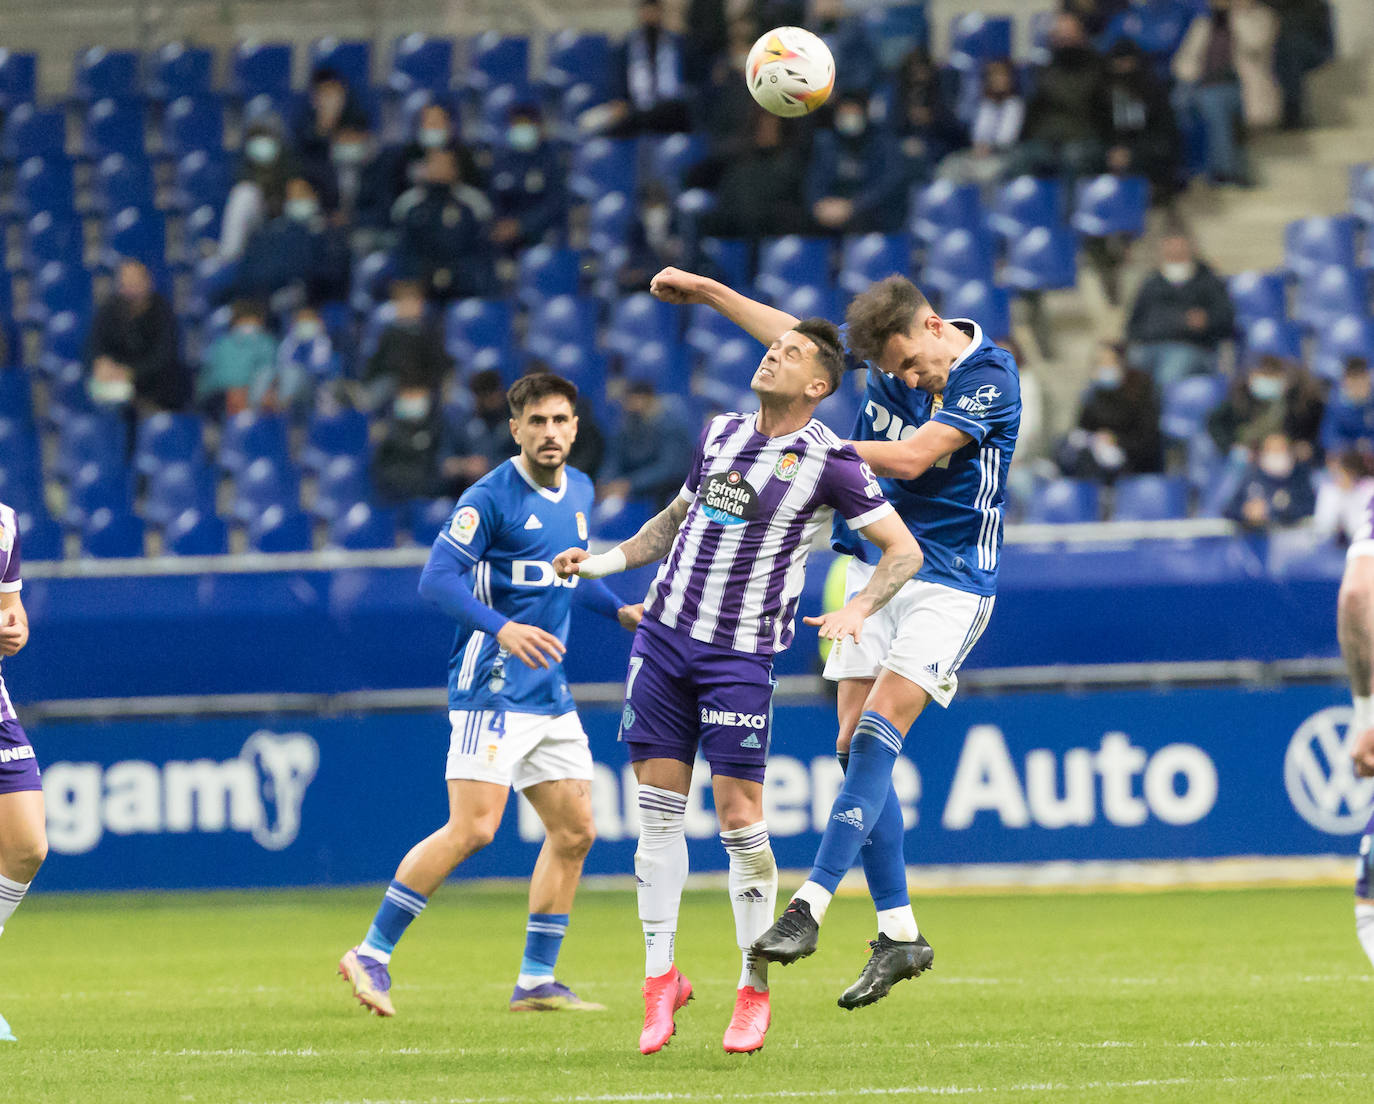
[721,821,776,991]
[636,785,688,979]
[0,873,30,937]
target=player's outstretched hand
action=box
[650,267,711,306]
[804,604,866,645]
[618,603,645,631]
[553,548,589,579]
[497,621,566,670]
[1353,725,1374,778]
[0,611,23,657]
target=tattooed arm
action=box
[804,512,924,644]
[553,495,691,580]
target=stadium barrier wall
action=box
[25,682,1372,892]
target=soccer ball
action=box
[745,27,836,118]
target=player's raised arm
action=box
[554,496,690,581]
[851,421,973,482]
[650,267,799,348]
[804,512,923,644]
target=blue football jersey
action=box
[833,320,1021,596]
[435,458,596,715]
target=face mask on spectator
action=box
[507,123,540,152]
[643,204,671,242]
[1090,435,1126,471]
[89,376,134,405]
[418,127,449,149]
[285,198,319,222]
[245,135,280,165]
[393,393,432,420]
[1093,363,1123,388]
[1160,261,1195,285]
[332,141,368,165]
[835,110,866,138]
[1258,450,1294,479]
[1248,374,1285,401]
[293,319,324,341]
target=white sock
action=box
[876,905,920,942]
[360,944,391,964]
[636,785,688,978]
[517,971,554,988]
[1354,696,1374,734]
[0,874,30,936]
[1357,904,1374,969]
[721,821,777,991]
[793,880,833,925]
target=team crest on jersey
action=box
[702,470,760,527]
[450,506,481,545]
[774,452,801,482]
[576,511,589,541]
[621,703,635,731]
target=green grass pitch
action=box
[1,883,1369,1103]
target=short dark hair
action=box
[230,298,265,324]
[792,317,846,398]
[844,276,931,366]
[508,372,578,417]
[1345,357,1370,377]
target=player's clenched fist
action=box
[495,621,566,670]
[650,267,710,305]
[1353,726,1374,778]
[553,548,589,578]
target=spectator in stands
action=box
[440,368,516,494]
[598,379,696,508]
[1173,0,1279,187]
[937,59,1025,187]
[588,0,692,136]
[683,0,729,87]
[1055,341,1163,481]
[392,148,496,301]
[486,104,568,254]
[1268,0,1334,129]
[814,0,878,97]
[1063,0,1129,37]
[807,91,904,234]
[1099,0,1193,70]
[373,384,446,504]
[313,121,399,236]
[196,299,277,418]
[293,68,371,185]
[401,102,484,193]
[365,280,452,408]
[1006,13,1109,181]
[260,305,341,414]
[1320,358,1374,455]
[696,109,810,240]
[685,15,765,191]
[891,45,966,178]
[234,176,351,307]
[220,120,292,261]
[1314,449,1374,544]
[1225,430,1316,528]
[1125,231,1234,386]
[1208,354,1325,457]
[1104,40,1183,201]
[616,183,684,293]
[87,259,189,414]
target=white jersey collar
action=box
[946,319,984,375]
[511,456,567,502]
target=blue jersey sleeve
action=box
[436,483,503,564]
[418,537,508,636]
[930,358,1020,445]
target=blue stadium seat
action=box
[1351,163,1374,226]
[83,98,146,160]
[1111,475,1189,521]
[240,90,299,129]
[524,295,598,362]
[350,249,398,313]
[0,413,38,472]
[588,192,634,256]
[1027,10,1055,65]
[232,457,300,524]
[1313,314,1374,380]
[466,33,529,94]
[248,506,314,553]
[389,34,453,94]
[606,292,677,356]
[218,411,289,474]
[0,51,37,110]
[0,464,43,515]
[409,497,456,545]
[544,31,612,98]
[1071,175,1149,238]
[40,311,89,374]
[697,336,764,383]
[777,284,842,323]
[82,507,144,558]
[649,133,707,198]
[143,461,217,527]
[1241,316,1304,361]
[1025,479,1100,524]
[15,506,61,560]
[2,105,67,161]
[311,455,371,522]
[544,343,609,397]
[592,496,655,542]
[517,245,581,307]
[330,502,396,549]
[43,360,94,423]
[944,279,1012,341]
[301,408,370,474]
[1001,226,1079,292]
[65,462,134,527]
[1284,215,1360,279]
[231,41,294,98]
[1101,0,1192,65]
[57,412,127,479]
[988,176,1063,239]
[14,156,75,218]
[358,300,400,363]
[621,340,687,389]
[1160,375,1227,442]
[1227,270,1288,324]
[863,3,929,69]
[699,237,752,290]
[444,297,513,365]
[163,508,228,555]
[687,303,751,358]
[181,204,222,261]
[73,48,140,102]
[25,211,79,269]
[839,233,913,296]
[91,153,156,214]
[910,179,983,242]
[947,14,1013,68]
[146,43,213,101]
[134,411,205,476]
[189,254,239,316]
[310,37,372,94]
[172,150,231,213]
[756,236,833,301]
[26,262,93,327]
[1295,265,1369,330]
[101,206,167,275]
[161,95,224,157]
[922,227,996,297]
[474,82,527,143]
[570,138,637,203]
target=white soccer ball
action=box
[745,26,836,118]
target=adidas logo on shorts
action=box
[740,733,762,749]
[833,806,865,830]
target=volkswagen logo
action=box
[1284,706,1374,834]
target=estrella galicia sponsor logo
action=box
[701,470,759,527]
[1284,706,1374,833]
[700,708,766,729]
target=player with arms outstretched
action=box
[0,502,46,1042]
[554,318,923,1055]
[339,374,641,1016]
[651,268,1020,1008]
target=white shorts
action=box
[446,709,593,792]
[822,559,994,708]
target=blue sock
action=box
[839,749,910,912]
[361,880,427,962]
[810,712,904,894]
[518,913,570,986]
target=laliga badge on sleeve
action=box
[576,511,589,541]
[450,505,481,545]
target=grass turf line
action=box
[0,885,1369,1104]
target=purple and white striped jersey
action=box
[644,412,894,656]
[0,503,21,722]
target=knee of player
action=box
[6,835,47,881]
[1339,575,1374,618]
[716,807,765,832]
[552,820,596,859]
[448,816,499,853]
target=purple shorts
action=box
[619,618,776,783]
[1358,808,1374,900]
[0,718,41,795]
